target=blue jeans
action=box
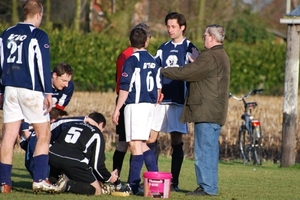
[194,122,221,195]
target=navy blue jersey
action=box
[155,38,197,105]
[0,23,51,93]
[52,80,75,110]
[120,50,161,105]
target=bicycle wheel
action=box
[252,124,263,165]
[238,126,251,164]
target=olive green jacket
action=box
[160,45,230,125]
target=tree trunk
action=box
[45,0,51,23]
[74,0,81,31]
[281,24,299,167]
[132,0,149,26]
[197,0,205,41]
[11,0,18,24]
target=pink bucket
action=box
[143,172,172,198]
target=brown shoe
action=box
[1,184,12,194]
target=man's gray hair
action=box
[207,24,225,43]
[135,23,151,37]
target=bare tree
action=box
[11,0,18,24]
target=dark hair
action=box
[52,62,74,77]
[23,0,43,20]
[88,112,106,128]
[50,107,68,120]
[165,12,187,34]
[130,28,147,49]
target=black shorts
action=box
[49,152,97,184]
[116,97,126,142]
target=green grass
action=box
[5,152,300,199]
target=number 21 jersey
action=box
[0,23,52,94]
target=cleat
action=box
[111,183,132,197]
[170,184,180,192]
[32,180,59,194]
[1,184,12,194]
[100,182,112,195]
[56,174,69,193]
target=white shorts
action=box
[151,104,188,134]
[124,103,155,142]
[3,86,50,123]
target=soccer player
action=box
[20,62,75,140]
[51,62,74,110]
[150,12,199,192]
[0,0,58,193]
[112,23,153,185]
[49,112,119,195]
[112,27,162,195]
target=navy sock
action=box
[112,150,126,177]
[171,142,184,185]
[0,162,12,186]
[33,154,49,182]
[143,150,158,171]
[129,155,143,194]
[147,141,159,164]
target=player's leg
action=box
[19,88,57,193]
[113,105,127,175]
[125,103,154,195]
[0,121,22,193]
[112,104,128,183]
[0,87,24,193]
[142,142,158,172]
[170,132,184,191]
[49,153,99,195]
[168,105,188,192]
[128,140,144,195]
[148,104,168,165]
[147,129,159,164]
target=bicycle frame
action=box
[229,89,263,165]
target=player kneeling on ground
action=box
[49,112,118,195]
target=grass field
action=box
[4,151,300,200]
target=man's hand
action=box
[112,109,120,125]
[44,94,53,114]
[84,117,98,127]
[188,47,199,62]
[109,169,119,183]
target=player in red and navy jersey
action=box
[112,27,162,195]
[112,23,152,187]
[0,0,58,194]
[150,12,199,192]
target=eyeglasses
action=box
[202,34,210,40]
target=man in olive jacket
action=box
[160,24,230,196]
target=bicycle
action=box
[228,89,263,165]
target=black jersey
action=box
[49,122,111,182]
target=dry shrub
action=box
[2,92,300,162]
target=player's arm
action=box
[112,90,128,125]
[92,133,118,183]
[37,31,52,94]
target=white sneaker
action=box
[32,180,59,194]
[56,174,69,193]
